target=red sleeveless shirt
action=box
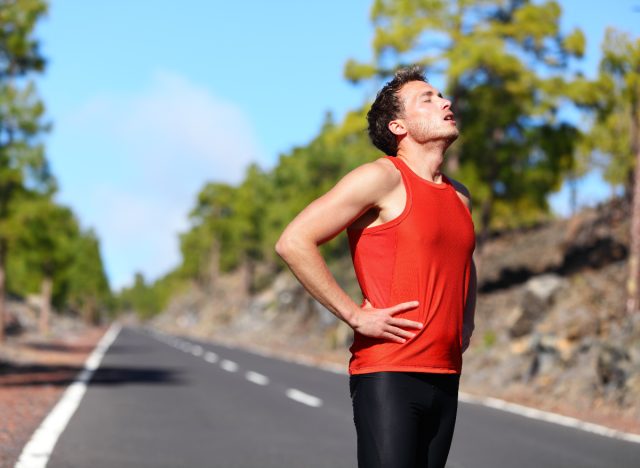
[347,156,476,375]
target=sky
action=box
[35,0,639,290]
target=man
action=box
[275,66,477,468]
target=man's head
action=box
[367,65,458,156]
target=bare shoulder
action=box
[447,176,472,212]
[340,157,401,192]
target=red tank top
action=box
[347,156,476,375]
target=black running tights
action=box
[349,371,460,468]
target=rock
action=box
[508,274,567,338]
[539,333,577,362]
[313,300,337,327]
[326,321,353,350]
[510,334,534,355]
[623,370,640,406]
[527,274,566,303]
[595,343,629,390]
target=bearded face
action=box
[405,115,459,145]
[393,81,459,148]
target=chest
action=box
[400,188,475,256]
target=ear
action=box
[388,119,407,136]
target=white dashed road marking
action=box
[220,359,239,372]
[245,371,269,386]
[149,328,640,443]
[286,388,323,408]
[204,351,219,363]
[191,345,203,356]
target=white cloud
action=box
[54,71,265,290]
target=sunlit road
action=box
[46,326,640,467]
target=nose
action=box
[441,97,452,110]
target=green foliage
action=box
[483,329,496,348]
[579,28,640,192]
[0,0,51,244]
[117,273,159,319]
[6,198,112,320]
[0,0,48,78]
[116,270,186,320]
[174,110,371,282]
[7,197,77,296]
[63,229,112,321]
[0,0,112,327]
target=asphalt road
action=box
[46,326,640,467]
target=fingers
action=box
[385,325,417,341]
[388,317,423,330]
[387,301,419,315]
[380,331,407,344]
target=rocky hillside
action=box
[151,196,640,432]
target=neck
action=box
[396,140,448,183]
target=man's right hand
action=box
[349,299,422,344]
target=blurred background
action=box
[1,0,640,466]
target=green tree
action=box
[0,0,50,341]
[8,198,77,333]
[580,28,640,312]
[64,229,112,324]
[117,272,161,320]
[233,164,273,292]
[345,0,585,249]
[175,111,378,294]
[183,182,240,277]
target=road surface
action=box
[45,326,640,467]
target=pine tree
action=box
[0,0,50,341]
[583,28,640,313]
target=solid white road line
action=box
[14,323,122,468]
[245,371,269,386]
[220,359,238,372]
[204,351,219,363]
[286,388,323,408]
[458,392,640,444]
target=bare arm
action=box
[275,160,422,344]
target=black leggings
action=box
[349,371,460,468]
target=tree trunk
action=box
[478,194,493,252]
[446,82,463,174]
[0,257,5,343]
[0,239,6,343]
[81,297,97,325]
[629,156,640,314]
[569,175,578,216]
[627,99,640,314]
[243,257,255,296]
[39,275,52,335]
[81,301,91,325]
[205,239,220,294]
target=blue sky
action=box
[36,0,639,290]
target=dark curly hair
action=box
[367,65,428,156]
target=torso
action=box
[346,155,476,375]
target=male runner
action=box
[275,66,477,468]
